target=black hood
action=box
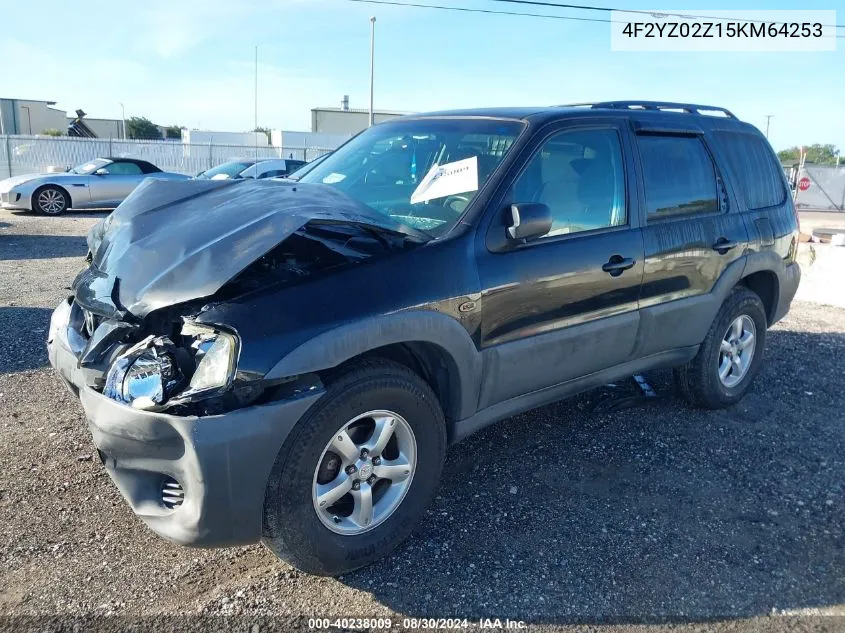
[79,178,423,318]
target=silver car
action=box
[0,158,190,215]
[195,158,307,181]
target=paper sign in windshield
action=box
[410,156,478,205]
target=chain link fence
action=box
[793,164,845,211]
[0,135,334,179]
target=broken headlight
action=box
[103,339,184,409]
[103,325,239,410]
[182,323,238,394]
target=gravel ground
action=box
[0,208,843,632]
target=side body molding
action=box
[264,310,484,421]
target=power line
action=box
[346,0,845,34]
[345,0,612,23]
[490,0,845,29]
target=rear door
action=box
[709,129,797,262]
[632,131,749,357]
[475,119,645,409]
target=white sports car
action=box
[0,158,190,215]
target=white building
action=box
[271,130,351,158]
[181,130,269,146]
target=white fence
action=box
[0,135,335,179]
[793,164,845,211]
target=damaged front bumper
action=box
[47,299,324,547]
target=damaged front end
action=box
[98,318,265,415]
[60,177,422,416]
[55,294,260,415]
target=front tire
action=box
[674,286,767,409]
[34,186,70,215]
[263,359,446,576]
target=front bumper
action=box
[47,300,324,547]
[1,191,31,211]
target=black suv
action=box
[48,101,800,576]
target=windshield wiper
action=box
[359,221,431,244]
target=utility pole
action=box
[369,16,376,127]
[254,45,259,168]
[764,114,773,139]
[119,103,125,139]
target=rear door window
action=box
[637,135,719,220]
[713,132,786,209]
[257,170,286,179]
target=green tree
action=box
[778,144,839,165]
[41,129,63,136]
[164,125,183,139]
[253,126,272,143]
[126,116,162,140]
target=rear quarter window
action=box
[713,132,785,210]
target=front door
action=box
[88,161,145,207]
[475,121,645,409]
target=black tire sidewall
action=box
[35,186,69,215]
[701,290,767,405]
[264,366,445,575]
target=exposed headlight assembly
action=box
[103,337,183,410]
[103,324,239,410]
[181,323,238,394]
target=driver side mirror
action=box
[94,168,109,176]
[506,203,552,241]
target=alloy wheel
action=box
[312,410,417,535]
[37,189,65,214]
[718,314,756,388]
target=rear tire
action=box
[674,286,767,409]
[33,186,70,215]
[263,359,446,576]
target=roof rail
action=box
[558,101,736,119]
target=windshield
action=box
[196,161,254,180]
[297,118,524,236]
[70,158,111,175]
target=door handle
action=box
[712,238,738,254]
[602,255,636,277]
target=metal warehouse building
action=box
[311,97,409,136]
[0,97,122,137]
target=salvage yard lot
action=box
[0,208,844,628]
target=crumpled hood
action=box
[79,177,419,318]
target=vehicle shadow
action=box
[339,328,845,623]
[4,209,108,221]
[0,234,89,260]
[0,307,54,374]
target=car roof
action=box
[402,107,548,121]
[398,102,758,134]
[103,157,161,172]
